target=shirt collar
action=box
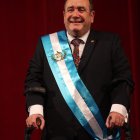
[67,30,90,44]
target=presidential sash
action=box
[41,30,120,140]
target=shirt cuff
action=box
[28,104,44,116]
[110,104,128,122]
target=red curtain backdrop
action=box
[0,0,139,139]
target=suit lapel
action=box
[78,30,97,73]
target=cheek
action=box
[84,17,93,25]
[64,13,71,20]
[64,16,68,25]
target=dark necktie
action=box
[71,38,84,68]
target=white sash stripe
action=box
[50,33,104,139]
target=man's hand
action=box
[26,114,45,130]
[106,112,125,128]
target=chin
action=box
[71,27,82,33]
[69,23,82,30]
[70,30,81,37]
[67,26,83,36]
[72,25,82,30]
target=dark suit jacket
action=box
[25,29,134,140]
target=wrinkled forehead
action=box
[64,0,90,9]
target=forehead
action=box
[65,0,90,8]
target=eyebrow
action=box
[66,6,87,10]
[67,6,74,9]
[67,5,85,8]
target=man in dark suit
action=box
[25,0,134,139]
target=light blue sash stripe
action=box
[41,34,98,139]
[57,31,107,137]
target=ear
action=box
[90,10,95,23]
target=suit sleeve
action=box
[110,35,134,111]
[24,38,46,111]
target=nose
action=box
[72,9,80,17]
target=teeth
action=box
[69,18,83,23]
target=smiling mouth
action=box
[68,17,84,23]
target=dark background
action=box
[0,0,139,139]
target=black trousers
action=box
[41,126,93,140]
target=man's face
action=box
[64,0,95,37]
